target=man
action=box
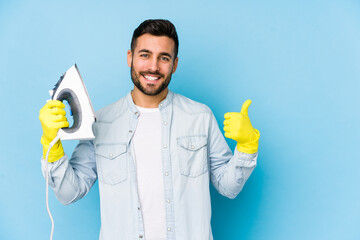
[39,19,260,240]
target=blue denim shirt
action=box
[42,90,257,240]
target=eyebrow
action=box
[138,49,173,59]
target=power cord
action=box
[44,135,60,240]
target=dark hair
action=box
[131,19,179,59]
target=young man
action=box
[39,19,260,240]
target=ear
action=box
[172,57,179,74]
[127,50,132,68]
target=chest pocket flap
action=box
[177,135,207,151]
[96,144,127,159]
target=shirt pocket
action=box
[177,135,208,177]
[95,143,128,185]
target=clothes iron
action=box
[50,64,96,140]
[44,64,96,240]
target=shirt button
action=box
[129,130,133,133]
[139,235,143,238]
[164,172,169,176]
[167,227,171,231]
[138,206,140,210]
[160,103,163,107]
[163,145,167,149]
[109,153,113,158]
[191,145,195,149]
[135,111,139,115]
[163,121,168,125]
[166,199,170,203]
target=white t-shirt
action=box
[132,106,166,240]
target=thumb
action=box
[240,99,252,115]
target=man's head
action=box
[128,19,179,96]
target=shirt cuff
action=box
[41,154,67,187]
[234,147,257,168]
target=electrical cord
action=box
[44,135,60,240]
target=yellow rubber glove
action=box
[39,100,69,162]
[223,100,260,154]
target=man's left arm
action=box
[209,100,260,199]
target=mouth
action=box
[142,74,161,82]
[140,71,164,83]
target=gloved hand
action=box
[223,100,260,154]
[39,100,69,162]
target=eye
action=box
[140,54,149,58]
[161,56,170,61]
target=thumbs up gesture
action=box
[223,100,260,154]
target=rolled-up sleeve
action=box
[41,140,97,205]
[208,112,257,199]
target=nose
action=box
[148,56,160,72]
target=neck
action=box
[131,87,168,108]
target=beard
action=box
[130,61,173,96]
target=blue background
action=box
[1,0,359,239]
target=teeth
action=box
[144,75,159,81]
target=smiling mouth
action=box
[142,74,161,81]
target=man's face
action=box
[127,33,178,96]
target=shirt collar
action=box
[126,90,174,115]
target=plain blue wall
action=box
[1,0,359,239]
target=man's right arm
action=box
[41,140,97,205]
[39,100,97,205]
